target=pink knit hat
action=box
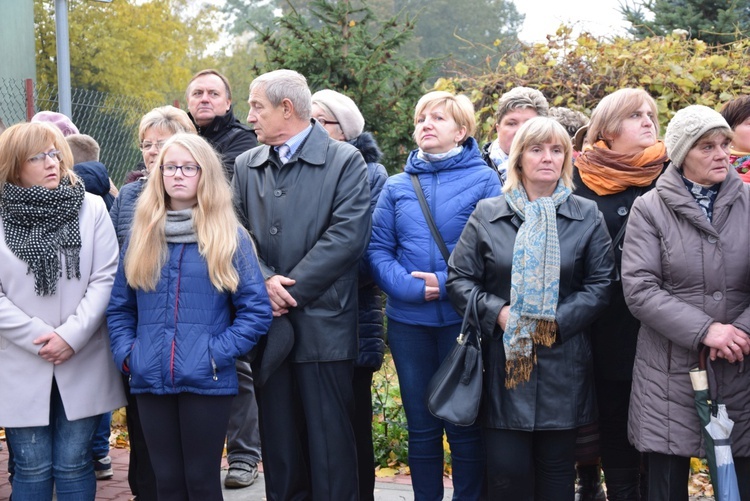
[31,111,79,137]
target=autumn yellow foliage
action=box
[34,0,220,102]
[440,26,750,143]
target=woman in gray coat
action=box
[622,105,750,500]
[448,117,615,500]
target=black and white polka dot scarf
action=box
[0,177,85,296]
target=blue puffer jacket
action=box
[107,231,273,396]
[351,132,388,369]
[368,137,501,327]
[73,161,115,211]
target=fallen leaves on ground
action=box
[375,467,398,477]
[375,465,410,478]
[110,425,130,449]
[687,457,713,499]
[112,407,128,427]
[689,471,713,498]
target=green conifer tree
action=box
[621,0,750,44]
[250,0,436,172]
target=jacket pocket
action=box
[185,336,215,386]
[308,283,342,311]
[667,341,697,375]
[208,343,218,381]
[667,341,672,372]
[128,339,144,388]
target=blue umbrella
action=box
[689,348,740,501]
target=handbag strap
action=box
[612,217,629,250]
[459,287,482,345]
[410,174,451,263]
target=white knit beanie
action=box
[311,89,364,140]
[664,105,730,167]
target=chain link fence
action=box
[0,78,177,187]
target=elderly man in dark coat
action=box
[232,69,372,500]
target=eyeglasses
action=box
[317,118,339,127]
[28,150,62,163]
[140,140,166,151]
[160,164,201,177]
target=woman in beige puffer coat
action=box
[622,105,750,500]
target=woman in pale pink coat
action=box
[0,122,125,501]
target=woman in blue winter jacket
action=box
[368,91,501,500]
[106,133,272,501]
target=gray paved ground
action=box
[0,442,453,500]
[220,470,454,501]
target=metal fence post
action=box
[55,0,72,117]
[25,79,34,121]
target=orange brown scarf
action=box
[576,140,668,196]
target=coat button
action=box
[270,226,278,235]
[707,235,718,244]
[617,206,628,216]
[713,291,723,301]
[270,266,276,272]
[274,189,283,197]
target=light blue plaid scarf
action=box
[503,180,571,388]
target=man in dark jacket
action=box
[187,69,261,489]
[482,86,549,184]
[186,69,257,179]
[232,69,371,500]
[67,134,116,211]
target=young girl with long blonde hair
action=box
[107,133,272,501]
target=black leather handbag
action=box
[410,174,483,426]
[425,286,483,426]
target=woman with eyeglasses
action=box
[106,106,196,501]
[0,122,126,500]
[311,89,388,501]
[107,133,272,501]
[110,106,196,247]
